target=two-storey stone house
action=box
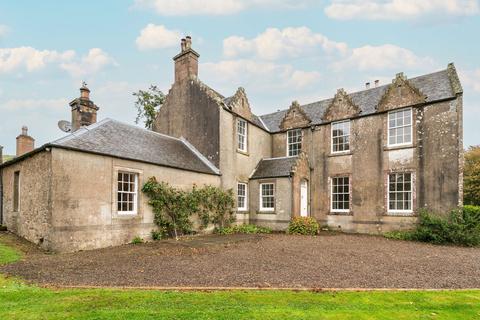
[0,37,463,252]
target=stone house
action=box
[0,37,463,252]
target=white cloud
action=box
[325,0,479,20]
[0,25,9,37]
[460,68,480,92]
[60,48,116,77]
[136,24,182,50]
[224,27,348,60]
[0,47,75,73]
[202,59,320,90]
[133,0,315,16]
[332,44,434,71]
[1,98,68,111]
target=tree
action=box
[464,145,480,206]
[133,85,165,129]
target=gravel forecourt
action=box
[1,232,480,289]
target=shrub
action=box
[287,217,319,236]
[385,206,480,247]
[215,224,272,235]
[131,236,144,244]
[151,230,164,241]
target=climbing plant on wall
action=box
[142,177,235,240]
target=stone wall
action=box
[2,151,52,249]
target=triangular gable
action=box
[225,87,255,122]
[377,72,426,112]
[279,101,311,130]
[322,88,360,122]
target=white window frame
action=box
[330,176,350,213]
[387,108,413,147]
[387,172,413,215]
[259,183,275,212]
[117,171,139,215]
[237,182,248,211]
[287,129,302,157]
[237,118,248,153]
[331,120,351,154]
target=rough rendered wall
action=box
[249,178,292,230]
[2,151,52,248]
[49,148,220,252]
[218,109,272,212]
[419,99,462,214]
[153,80,221,166]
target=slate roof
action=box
[259,69,456,132]
[250,156,298,179]
[46,119,220,175]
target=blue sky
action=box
[0,0,479,154]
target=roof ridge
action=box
[106,119,182,142]
[51,118,112,145]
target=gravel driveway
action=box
[2,232,480,289]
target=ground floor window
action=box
[388,172,413,214]
[237,182,247,211]
[331,176,350,213]
[117,171,138,214]
[260,183,275,212]
[13,171,20,212]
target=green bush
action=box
[131,236,144,244]
[151,230,164,241]
[385,206,480,247]
[287,217,319,236]
[215,224,272,235]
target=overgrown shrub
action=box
[215,224,272,235]
[151,230,164,241]
[385,206,480,246]
[287,217,319,236]
[142,178,236,240]
[131,236,144,244]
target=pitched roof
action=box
[0,119,220,174]
[250,156,298,179]
[259,68,456,132]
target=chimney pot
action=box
[173,36,199,83]
[365,82,370,89]
[181,38,186,51]
[374,80,379,87]
[69,84,99,132]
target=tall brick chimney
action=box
[69,82,99,132]
[16,126,35,156]
[173,36,199,83]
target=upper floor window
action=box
[388,108,412,146]
[287,129,302,156]
[331,176,350,213]
[117,172,138,214]
[237,118,248,152]
[237,182,248,211]
[13,171,20,212]
[260,183,275,212]
[388,172,413,214]
[331,120,350,153]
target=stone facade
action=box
[0,37,464,251]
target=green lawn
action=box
[1,238,479,319]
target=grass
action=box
[1,237,480,319]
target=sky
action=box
[0,0,479,155]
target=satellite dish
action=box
[58,120,72,133]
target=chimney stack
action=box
[16,126,35,156]
[69,82,99,132]
[374,80,379,87]
[365,82,370,89]
[173,36,200,83]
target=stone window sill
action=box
[383,144,416,152]
[236,149,250,156]
[328,151,352,158]
[328,212,353,216]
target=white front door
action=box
[300,180,308,217]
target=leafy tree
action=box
[133,85,165,129]
[464,145,480,206]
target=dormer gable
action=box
[279,101,311,130]
[226,87,255,122]
[377,72,426,112]
[322,88,360,122]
